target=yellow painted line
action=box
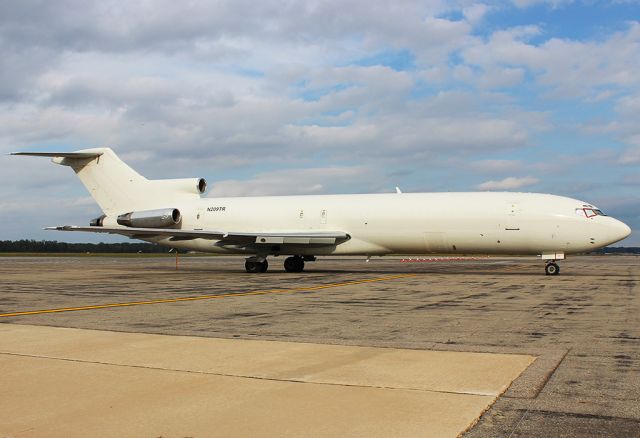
[0,274,416,318]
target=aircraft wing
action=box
[45,226,350,246]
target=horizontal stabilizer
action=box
[10,151,103,159]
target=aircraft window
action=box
[576,208,606,218]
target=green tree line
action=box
[0,240,170,253]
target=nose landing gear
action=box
[545,261,560,276]
[542,252,564,276]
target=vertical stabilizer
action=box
[13,147,205,215]
[55,148,149,214]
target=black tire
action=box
[545,262,560,276]
[284,257,296,272]
[245,260,268,273]
[245,260,260,273]
[284,256,305,273]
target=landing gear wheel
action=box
[284,256,305,273]
[245,260,268,273]
[545,262,560,276]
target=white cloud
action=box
[511,0,575,9]
[616,94,640,115]
[469,159,523,173]
[619,146,640,164]
[478,67,525,88]
[463,4,490,24]
[476,176,539,190]
[462,21,640,97]
[583,94,640,164]
[207,166,373,197]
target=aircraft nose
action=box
[607,218,631,244]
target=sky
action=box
[1,0,640,245]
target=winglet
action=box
[395,186,402,194]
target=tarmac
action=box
[0,255,639,437]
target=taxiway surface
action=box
[0,255,639,437]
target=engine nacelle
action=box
[149,178,207,195]
[117,208,181,228]
[90,214,106,227]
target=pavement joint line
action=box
[0,350,495,397]
[529,348,571,399]
[0,273,416,318]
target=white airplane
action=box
[13,147,631,275]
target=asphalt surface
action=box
[1,255,639,437]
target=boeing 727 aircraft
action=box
[13,148,631,275]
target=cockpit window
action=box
[575,208,607,218]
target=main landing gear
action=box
[545,261,560,276]
[245,255,313,273]
[245,257,268,273]
[284,256,305,273]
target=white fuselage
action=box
[14,148,631,269]
[130,192,630,256]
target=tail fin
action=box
[12,147,206,214]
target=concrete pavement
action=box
[0,324,533,437]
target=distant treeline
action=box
[592,246,640,254]
[0,239,170,253]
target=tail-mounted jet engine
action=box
[90,214,106,227]
[150,178,207,195]
[196,178,207,194]
[117,208,181,228]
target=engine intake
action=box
[197,178,207,194]
[117,208,181,228]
